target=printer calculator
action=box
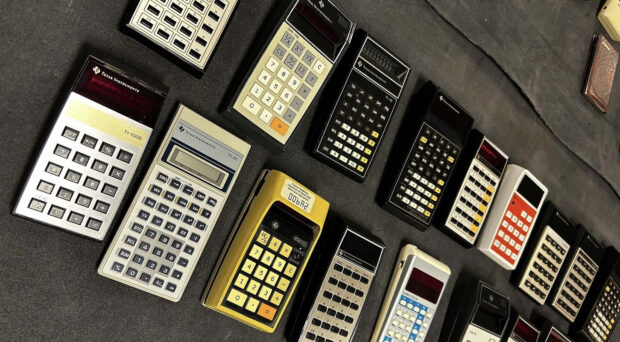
[503,312,540,342]
[312,30,411,182]
[98,104,250,301]
[228,0,354,147]
[512,202,576,305]
[13,55,167,240]
[380,82,474,230]
[289,219,385,342]
[371,244,451,342]
[203,170,329,333]
[126,0,237,75]
[549,225,604,322]
[476,164,548,270]
[434,130,508,246]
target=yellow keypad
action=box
[242,259,257,274]
[227,289,247,307]
[280,243,293,258]
[273,257,286,272]
[234,274,249,289]
[247,280,261,295]
[254,265,268,280]
[284,264,297,278]
[270,292,283,306]
[277,278,290,292]
[261,251,275,266]
[266,271,279,286]
[245,297,260,313]
[259,286,272,300]
[249,244,263,259]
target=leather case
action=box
[599,0,620,41]
[581,33,618,113]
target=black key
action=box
[158,235,170,244]
[186,13,198,24]
[328,277,338,285]
[158,203,170,213]
[192,0,205,11]
[165,253,176,262]
[139,241,151,252]
[337,281,347,290]
[132,254,144,265]
[172,240,183,249]
[150,185,163,195]
[118,249,131,259]
[173,39,186,50]
[153,278,164,287]
[195,36,207,47]
[166,283,177,292]
[306,332,316,340]
[334,264,343,272]
[111,262,124,273]
[330,326,339,333]
[214,0,225,9]
[170,210,183,220]
[195,221,207,230]
[201,23,213,34]
[125,236,137,246]
[189,203,200,213]
[312,318,321,326]
[138,210,150,221]
[321,322,330,330]
[177,228,188,237]
[346,285,355,293]
[190,233,200,243]
[62,126,79,141]
[165,222,176,232]
[126,267,138,278]
[183,215,195,225]
[343,268,352,276]
[144,197,156,208]
[164,191,176,201]
[208,11,219,21]
[352,272,361,281]
[323,291,333,299]
[336,312,345,320]
[147,5,160,16]
[159,265,170,275]
[341,299,350,307]
[151,216,163,226]
[81,135,98,149]
[360,276,369,284]
[327,308,336,316]
[102,183,117,197]
[183,185,194,195]
[355,289,364,297]
[350,303,359,310]
[146,260,157,270]
[176,197,188,207]
[164,16,177,27]
[317,304,327,312]
[184,245,194,255]
[207,197,217,206]
[332,295,342,303]
[145,229,157,239]
[172,270,183,280]
[153,248,164,257]
[344,316,354,323]
[201,209,211,219]
[170,179,181,189]
[195,191,206,201]
[157,173,168,183]
[117,150,133,163]
[339,330,348,337]
[178,258,189,267]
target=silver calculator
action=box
[98,104,250,301]
[13,56,167,240]
[126,0,238,75]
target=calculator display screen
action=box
[479,140,507,174]
[340,231,382,272]
[472,307,505,335]
[429,93,473,136]
[169,147,225,188]
[513,319,538,342]
[548,329,570,342]
[517,175,544,208]
[405,268,444,304]
[361,40,409,84]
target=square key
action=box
[158,265,170,275]
[178,258,188,267]
[268,237,282,252]
[67,211,85,225]
[172,270,183,280]
[270,291,283,306]
[250,83,264,99]
[306,72,318,87]
[125,267,138,278]
[262,92,275,107]
[37,180,54,194]
[94,200,110,214]
[165,252,176,262]
[261,251,275,266]
[48,205,66,218]
[291,97,303,112]
[282,109,296,124]
[257,231,270,245]
[73,152,90,166]
[292,41,305,56]
[273,101,286,115]
[254,265,268,280]
[234,273,249,289]
[99,142,116,156]
[227,288,247,307]
[102,183,118,197]
[171,240,183,249]
[65,170,82,183]
[81,135,98,149]
[62,126,79,141]
[117,150,133,163]
[259,110,272,123]
[190,233,200,243]
[45,162,62,176]
[302,50,315,65]
[132,254,145,265]
[269,79,282,94]
[57,187,74,201]
[125,235,138,246]
[294,63,307,78]
[273,257,286,272]
[76,194,92,208]
[288,75,301,90]
[92,160,108,173]
[277,277,290,292]
[265,271,279,286]
[246,297,260,313]
[118,249,131,259]
[284,263,297,278]
[111,262,124,273]
[247,279,261,295]
[140,273,152,283]
[298,84,311,99]
[281,31,294,47]
[153,278,164,288]
[277,67,291,82]
[139,241,151,252]
[165,283,177,292]
[313,60,326,74]
[145,229,157,239]
[54,144,71,159]
[259,285,272,300]
[109,167,125,180]
[183,245,194,255]
[280,244,293,258]
[84,177,100,191]
[266,57,279,72]
[242,259,257,274]
[284,54,298,70]
[28,198,46,212]
[195,221,207,230]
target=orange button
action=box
[270,118,289,136]
[257,303,277,321]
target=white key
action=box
[261,92,275,107]
[420,178,428,185]
[508,225,514,232]
[343,147,352,154]
[516,244,521,251]
[511,216,518,223]
[242,96,261,115]
[266,57,279,72]
[280,88,293,103]
[341,123,351,131]
[506,249,512,257]
[504,235,510,242]
[352,152,361,159]
[314,60,326,74]
[510,240,515,246]
[400,300,407,306]
[350,129,360,137]
[407,304,414,310]
[277,67,290,81]
[428,183,435,190]
[424,191,432,198]
[413,173,421,180]
[409,181,417,188]
[417,186,425,193]
[417,207,424,214]
[258,70,271,85]
[521,210,527,218]
[339,155,348,163]
[329,150,339,158]
[511,253,517,260]
[355,143,364,151]
[402,197,410,205]
[502,220,509,228]
[334,141,343,149]
[519,234,525,241]
[413,194,421,201]
[527,215,533,223]
[517,220,523,228]
[348,160,357,168]
[523,225,529,232]
[346,137,355,145]
[250,83,264,98]
[396,310,403,316]
[359,134,368,142]
[421,199,428,205]
[337,132,347,140]
[273,101,285,115]
[494,240,500,247]
[500,244,506,251]
[498,230,504,237]
[409,202,417,210]
[288,75,301,90]
[259,109,272,123]
[506,211,513,219]
[269,79,282,94]
[406,189,414,196]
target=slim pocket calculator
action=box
[203,170,329,333]
[549,225,604,322]
[126,0,237,75]
[13,56,167,240]
[539,321,573,342]
[571,247,620,342]
[512,202,576,305]
[98,104,250,301]
[380,82,474,231]
[311,30,411,182]
[503,312,540,342]
[371,244,451,342]
[228,0,354,147]
[434,130,508,246]
[289,218,385,342]
[476,164,548,270]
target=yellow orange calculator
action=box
[203,169,329,333]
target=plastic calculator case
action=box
[443,280,511,342]
[433,130,509,247]
[511,202,577,305]
[203,169,329,333]
[570,246,620,342]
[227,0,354,149]
[370,244,451,342]
[378,81,474,231]
[502,311,540,342]
[548,225,604,323]
[98,104,250,301]
[13,55,167,241]
[123,0,238,77]
[476,164,548,270]
[599,0,620,41]
[310,29,411,182]
[539,321,573,342]
[287,217,385,342]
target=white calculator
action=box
[126,0,238,75]
[13,56,167,240]
[98,104,250,301]
[371,244,451,342]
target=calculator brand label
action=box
[280,179,314,213]
[354,57,401,97]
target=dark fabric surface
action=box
[0,0,619,341]
[426,0,620,197]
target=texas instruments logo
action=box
[178,125,185,133]
[318,0,325,8]
[92,66,101,75]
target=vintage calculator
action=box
[288,219,385,342]
[599,0,620,41]
[548,225,604,322]
[380,82,474,231]
[371,244,451,342]
[502,312,540,342]
[512,202,576,305]
[476,164,548,270]
[228,0,354,147]
[203,170,329,332]
[539,321,573,342]
[98,104,250,301]
[444,280,511,342]
[125,0,238,75]
[13,56,167,240]
[434,130,508,246]
[311,30,411,182]
[570,247,620,342]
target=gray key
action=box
[65,170,82,183]
[139,273,151,283]
[102,183,118,197]
[283,109,297,124]
[281,31,294,47]
[302,50,315,65]
[92,160,108,173]
[67,211,84,225]
[306,72,318,86]
[125,236,138,246]
[292,41,305,56]
[126,267,138,278]
[76,194,92,207]
[117,150,133,163]
[73,152,90,166]
[28,198,46,212]
[81,135,98,149]
[110,167,125,180]
[57,187,74,201]
[37,180,54,194]
[84,177,100,191]
[298,84,311,99]
[86,218,102,231]
[153,278,164,287]
[62,127,79,141]
[99,142,116,156]
[45,162,62,176]
[284,54,297,69]
[291,97,303,111]
[273,44,286,60]
[48,205,65,218]
[131,223,144,233]
[146,260,157,270]
[54,144,71,159]
[132,254,144,265]
[111,262,124,273]
[294,64,308,80]
[118,249,131,259]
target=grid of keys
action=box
[224,227,304,323]
[382,295,433,342]
[585,279,619,342]
[103,165,221,297]
[490,197,536,266]
[129,0,235,70]
[391,123,459,225]
[554,249,599,321]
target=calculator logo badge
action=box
[318,0,325,8]
[179,126,185,133]
[93,66,101,75]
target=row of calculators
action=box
[10,0,619,341]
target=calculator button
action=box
[306,72,318,87]
[277,67,291,82]
[261,92,275,107]
[280,243,293,258]
[110,167,125,180]
[259,110,273,123]
[99,142,116,156]
[165,283,177,292]
[125,267,137,277]
[254,265,268,280]
[284,264,297,278]
[273,257,286,272]
[54,144,71,159]
[245,297,260,313]
[291,97,303,111]
[273,45,286,60]
[277,277,290,292]
[102,183,118,197]
[28,198,46,212]
[270,118,289,136]
[92,160,108,173]
[234,274,249,289]
[242,259,256,274]
[261,251,275,266]
[76,194,92,207]
[285,54,298,69]
[117,150,133,163]
[84,177,101,190]
[266,57,279,72]
[257,303,277,321]
[207,197,217,206]
[247,280,261,295]
[81,135,98,149]
[65,170,82,183]
[281,32,294,47]
[48,205,65,218]
[57,187,74,201]
[258,70,271,86]
[288,76,301,90]
[183,185,194,195]
[273,101,286,115]
[302,51,315,65]
[94,200,110,214]
[313,60,325,74]
[195,221,207,230]
[250,83,264,98]
[62,127,79,140]
[298,84,311,99]
[270,291,283,306]
[37,180,54,194]
[67,211,84,225]
[259,285,272,300]
[227,288,247,307]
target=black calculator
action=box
[380,82,473,230]
[311,30,410,182]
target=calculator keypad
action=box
[233,23,332,144]
[102,165,222,298]
[316,71,395,179]
[129,0,236,70]
[552,249,599,321]
[585,279,619,342]
[382,295,434,342]
[390,123,459,225]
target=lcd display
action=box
[548,329,570,342]
[340,231,382,272]
[168,147,225,188]
[405,268,444,304]
[517,175,544,208]
[513,318,539,342]
[479,140,507,174]
[361,40,408,84]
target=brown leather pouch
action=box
[582,33,619,113]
